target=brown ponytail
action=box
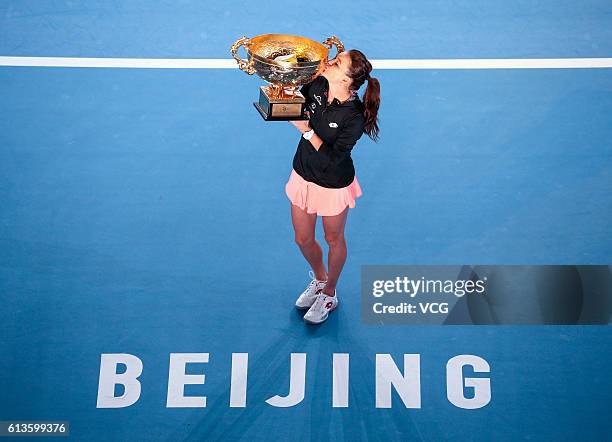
[348,49,381,142]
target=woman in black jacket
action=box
[288,49,381,324]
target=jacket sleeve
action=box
[311,113,365,171]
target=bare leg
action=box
[291,204,327,281]
[321,207,349,296]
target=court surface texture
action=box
[1,1,611,441]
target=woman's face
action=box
[322,51,352,86]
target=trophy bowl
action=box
[231,34,344,120]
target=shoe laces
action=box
[313,291,336,311]
[311,291,326,311]
[305,271,318,291]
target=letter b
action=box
[96,354,143,408]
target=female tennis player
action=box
[287,49,381,324]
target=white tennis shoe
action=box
[295,270,327,310]
[303,291,338,324]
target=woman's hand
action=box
[289,111,311,133]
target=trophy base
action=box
[254,86,308,121]
[253,102,309,121]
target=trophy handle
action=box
[230,36,256,75]
[322,36,345,60]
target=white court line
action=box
[1,56,612,69]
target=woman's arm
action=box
[290,113,364,157]
[289,119,323,151]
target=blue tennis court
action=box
[1,1,611,440]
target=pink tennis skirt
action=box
[285,169,363,216]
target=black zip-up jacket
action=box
[292,75,366,188]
